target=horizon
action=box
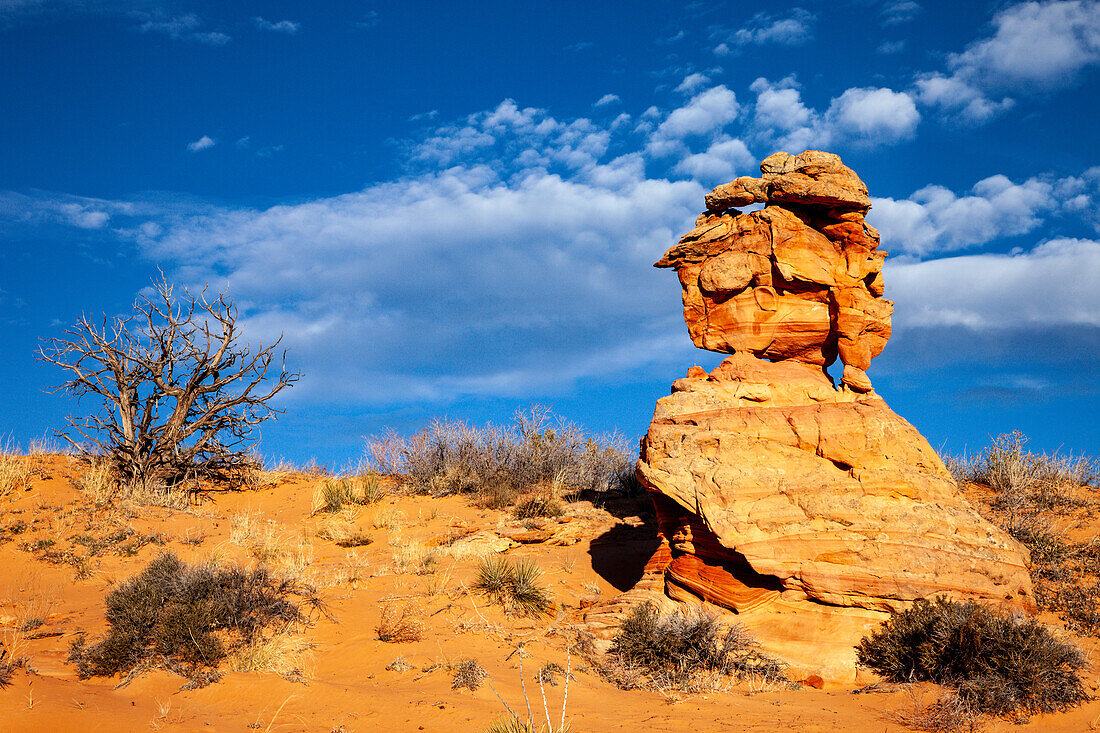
[2,0,1099,467]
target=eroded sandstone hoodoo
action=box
[587,150,1034,683]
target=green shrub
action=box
[473,556,552,616]
[607,602,787,688]
[857,597,1087,716]
[68,552,329,685]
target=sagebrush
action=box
[606,602,788,689]
[366,406,632,505]
[69,552,329,685]
[857,596,1087,716]
[950,433,1100,636]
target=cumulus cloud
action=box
[594,94,620,107]
[187,135,215,152]
[123,167,702,404]
[917,0,1100,123]
[712,8,815,53]
[646,85,739,156]
[748,77,919,150]
[671,138,755,184]
[887,238,1100,328]
[869,174,1057,255]
[675,73,710,94]
[253,17,300,34]
[826,87,920,143]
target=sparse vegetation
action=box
[313,476,384,514]
[857,597,1088,717]
[316,512,373,548]
[452,658,488,691]
[39,276,298,499]
[513,495,563,520]
[366,406,632,507]
[473,556,552,616]
[951,433,1100,637]
[606,602,789,690]
[68,552,329,686]
[375,602,424,643]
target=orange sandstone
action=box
[589,150,1034,683]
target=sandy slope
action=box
[0,455,1098,732]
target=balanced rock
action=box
[588,151,1034,683]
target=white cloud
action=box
[646,85,739,156]
[187,135,215,152]
[675,73,710,94]
[253,17,300,34]
[594,94,620,107]
[124,166,702,404]
[748,78,919,150]
[917,1,1100,123]
[671,138,754,184]
[877,39,906,54]
[869,174,1056,255]
[914,73,1014,124]
[881,1,922,26]
[887,238,1100,328]
[826,86,920,143]
[354,11,380,30]
[136,12,230,45]
[714,8,815,51]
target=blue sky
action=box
[1,0,1099,467]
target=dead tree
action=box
[39,277,299,490]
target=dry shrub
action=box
[889,687,981,733]
[512,495,563,520]
[857,597,1087,717]
[71,458,116,507]
[954,434,1100,637]
[950,431,1097,518]
[605,602,788,691]
[316,513,373,548]
[473,556,552,616]
[68,552,330,686]
[0,454,31,498]
[451,658,488,691]
[229,625,314,679]
[376,602,425,643]
[366,406,633,506]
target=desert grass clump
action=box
[950,431,1097,518]
[366,406,633,506]
[228,625,313,679]
[512,495,563,520]
[316,513,373,548]
[473,556,552,616]
[451,658,488,691]
[857,596,1088,717]
[71,458,117,507]
[607,602,788,690]
[68,552,330,686]
[314,478,360,514]
[376,602,425,643]
[0,453,31,498]
[953,435,1100,637]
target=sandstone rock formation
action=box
[588,151,1034,683]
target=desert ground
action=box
[0,453,1096,732]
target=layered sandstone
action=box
[588,151,1034,683]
